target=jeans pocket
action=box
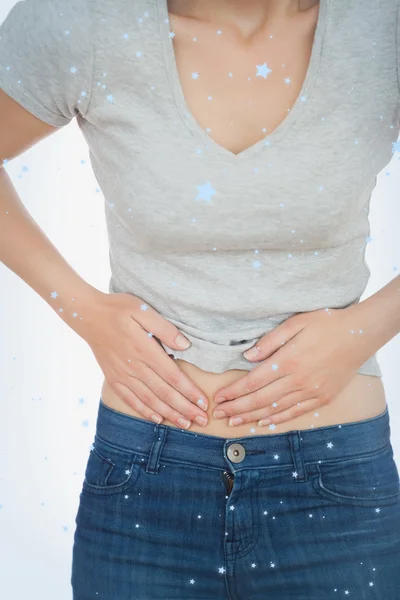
[82,434,142,497]
[313,442,400,508]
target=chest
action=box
[84,0,400,254]
[168,9,319,156]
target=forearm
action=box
[0,167,101,333]
[345,275,400,361]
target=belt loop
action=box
[288,431,306,481]
[145,423,168,474]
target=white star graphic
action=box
[256,62,273,79]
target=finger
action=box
[227,389,308,426]
[139,333,209,411]
[259,396,321,427]
[110,381,165,425]
[213,375,292,419]
[112,379,199,430]
[130,362,209,427]
[242,317,304,362]
[130,298,193,352]
[214,361,287,404]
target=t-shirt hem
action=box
[160,340,383,377]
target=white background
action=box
[1,11,400,600]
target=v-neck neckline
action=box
[156,0,331,162]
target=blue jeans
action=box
[71,400,400,599]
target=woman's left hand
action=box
[213,306,373,428]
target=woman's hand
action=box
[212,306,373,428]
[73,290,209,429]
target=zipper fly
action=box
[222,470,235,494]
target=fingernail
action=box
[197,397,208,410]
[177,417,191,429]
[214,396,226,404]
[151,414,163,424]
[243,346,260,359]
[195,415,208,426]
[229,417,243,426]
[175,334,191,349]
[213,410,226,419]
[258,418,271,427]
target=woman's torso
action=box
[101,0,387,437]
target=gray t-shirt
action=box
[1,0,399,375]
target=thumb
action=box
[243,317,303,361]
[128,295,192,351]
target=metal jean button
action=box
[227,443,246,463]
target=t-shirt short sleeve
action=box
[0,0,93,127]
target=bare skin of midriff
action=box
[100,361,387,438]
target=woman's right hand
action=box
[74,290,209,429]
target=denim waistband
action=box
[96,399,390,474]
